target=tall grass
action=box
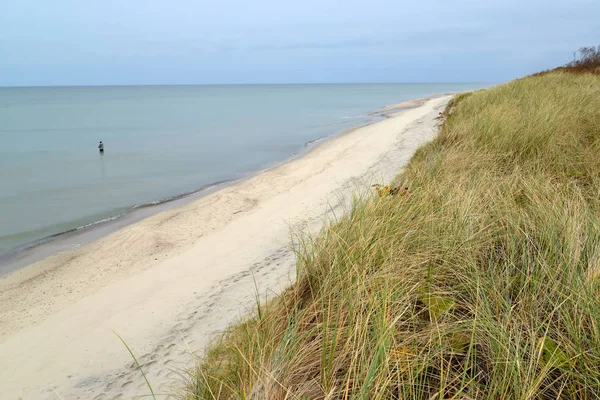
[182,70,600,399]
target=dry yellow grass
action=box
[181,70,600,399]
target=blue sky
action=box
[1,0,598,86]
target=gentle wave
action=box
[75,215,124,231]
[304,136,327,147]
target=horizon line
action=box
[0,81,497,89]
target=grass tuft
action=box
[115,332,157,400]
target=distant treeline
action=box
[531,46,600,78]
[569,46,600,67]
[566,46,600,73]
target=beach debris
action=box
[372,184,410,197]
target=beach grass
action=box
[181,67,600,399]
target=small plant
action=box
[115,332,156,400]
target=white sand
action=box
[0,95,451,399]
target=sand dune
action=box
[0,95,451,399]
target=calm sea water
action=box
[0,84,485,260]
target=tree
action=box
[567,46,600,67]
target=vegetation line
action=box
[180,55,600,399]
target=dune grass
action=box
[182,69,600,399]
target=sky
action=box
[1,0,599,86]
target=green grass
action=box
[181,69,600,399]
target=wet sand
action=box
[0,95,452,399]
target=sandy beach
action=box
[0,95,451,399]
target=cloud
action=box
[1,0,598,85]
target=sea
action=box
[0,83,487,272]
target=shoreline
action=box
[0,181,231,275]
[0,94,453,399]
[0,95,430,277]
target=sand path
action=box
[0,96,450,399]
